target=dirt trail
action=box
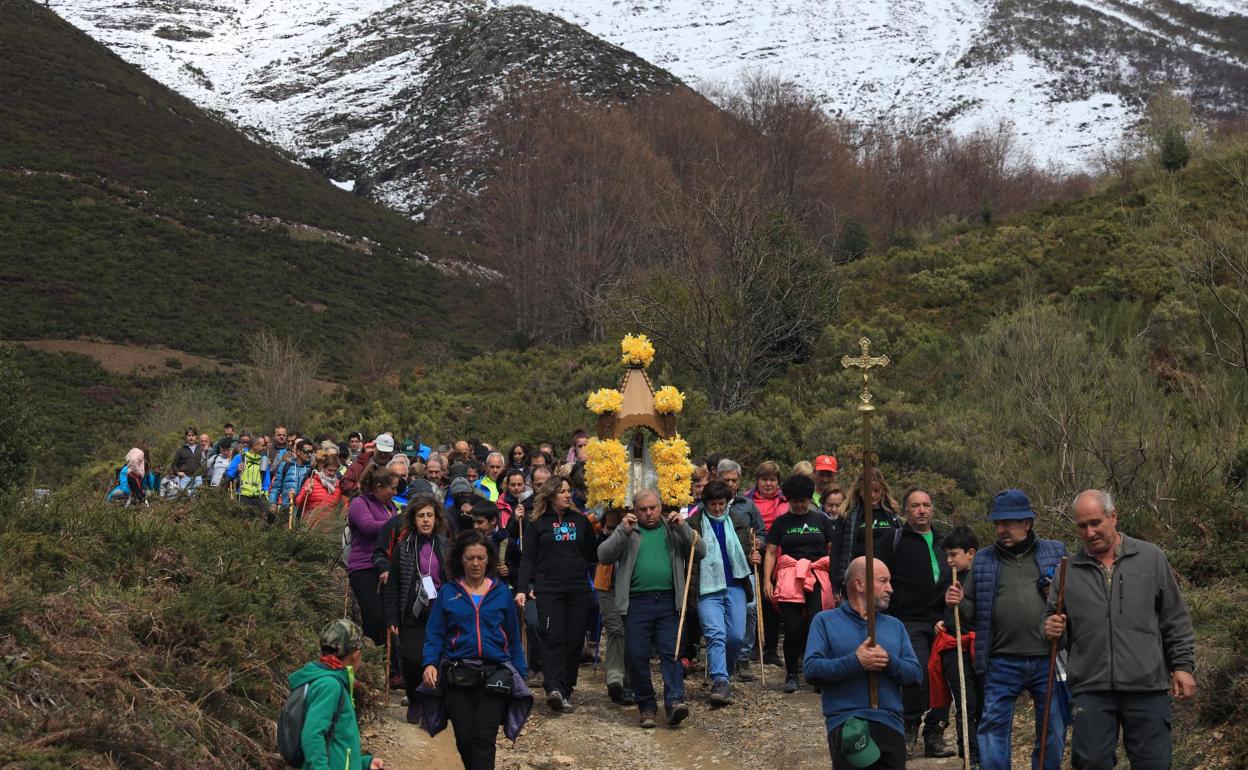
[370,665,965,770]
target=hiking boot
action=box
[608,681,625,704]
[620,689,637,706]
[905,723,920,758]
[639,710,657,729]
[763,651,783,667]
[388,673,405,690]
[666,702,689,726]
[708,679,733,707]
[782,675,799,693]
[735,661,756,682]
[924,733,957,758]
[405,704,419,724]
[560,695,576,713]
[546,690,564,712]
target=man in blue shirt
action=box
[804,557,922,770]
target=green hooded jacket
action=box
[287,662,373,770]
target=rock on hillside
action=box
[53,0,685,217]
[497,0,1248,167]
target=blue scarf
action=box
[699,511,751,594]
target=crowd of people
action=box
[118,425,1197,770]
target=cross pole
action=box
[840,336,890,708]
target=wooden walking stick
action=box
[1037,556,1069,770]
[384,628,392,708]
[516,506,529,663]
[343,575,350,619]
[673,530,701,661]
[952,572,972,770]
[751,530,766,686]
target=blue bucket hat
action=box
[988,489,1035,521]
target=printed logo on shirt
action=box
[554,522,578,542]
[784,523,823,536]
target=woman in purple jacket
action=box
[348,464,399,645]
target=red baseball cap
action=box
[814,455,838,473]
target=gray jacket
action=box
[1045,534,1195,695]
[597,517,705,615]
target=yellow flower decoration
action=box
[652,435,694,507]
[620,334,656,368]
[586,388,624,415]
[584,438,629,509]
[653,385,685,415]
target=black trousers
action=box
[902,619,949,735]
[763,598,781,655]
[444,679,509,770]
[349,568,386,645]
[537,590,593,697]
[778,582,822,677]
[1071,690,1172,770]
[829,720,907,770]
[940,648,981,762]
[398,613,430,705]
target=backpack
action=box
[277,680,345,767]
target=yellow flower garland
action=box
[584,437,629,509]
[651,435,694,508]
[586,388,624,415]
[653,385,685,414]
[620,334,656,368]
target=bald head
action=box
[844,556,893,612]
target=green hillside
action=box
[0,0,495,369]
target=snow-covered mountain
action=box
[51,0,1248,216]
[51,0,682,216]
[497,0,1248,166]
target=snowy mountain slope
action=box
[51,0,684,215]
[496,0,1248,165]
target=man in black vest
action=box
[877,488,955,759]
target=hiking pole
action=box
[673,530,700,662]
[1037,556,1069,770]
[751,530,766,686]
[343,575,351,619]
[516,510,530,664]
[953,573,971,770]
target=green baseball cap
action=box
[319,618,365,657]
[840,718,880,768]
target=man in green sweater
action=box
[287,619,387,770]
[598,488,705,729]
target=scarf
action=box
[318,655,356,694]
[316,469,339,494]
[698,511,751,594]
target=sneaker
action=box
[735,661,757,682]
[708,679,733,707]
[608,681,625,704]
[546,690,564,712]
[782,675,799,693]
[924,733,957,758]
[620,689,637,706]
[561,695,576,713]
[639,711,657,729]
[400,695,409,707]
[763,652,783,667]
[666,702,689,726]
[905,723,920,759]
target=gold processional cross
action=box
[840,336,890,411]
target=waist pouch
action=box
[445,660,511,697]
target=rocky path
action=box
[369,663,968,770]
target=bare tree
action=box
[243,332,322,429]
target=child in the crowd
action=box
[930,525,981,768]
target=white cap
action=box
[373,434,395,453]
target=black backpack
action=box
[277,680,346,767]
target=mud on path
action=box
[369,664,965,770]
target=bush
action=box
[0,346,43,492]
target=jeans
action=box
[829,720,907,770]
[444,676,509,769]
[697,585,747,682]
[1070,690,1171,770]
[599,589,629,689]
[902,619,950,736]
[171,475,202,496]
[624,591,685,713]
[979,655,1067,770]
[537,590,593,697]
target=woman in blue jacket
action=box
[423,530,527,770]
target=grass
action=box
[0,491,386,769]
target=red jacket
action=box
[928,626,976,708]
[748,489,789,532]
[295,474,345,529]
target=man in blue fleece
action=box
[804,557,922,770]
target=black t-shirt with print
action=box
[765,511,835,561]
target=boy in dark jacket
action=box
[932,526,981,768]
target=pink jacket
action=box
[773,554,837,610]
